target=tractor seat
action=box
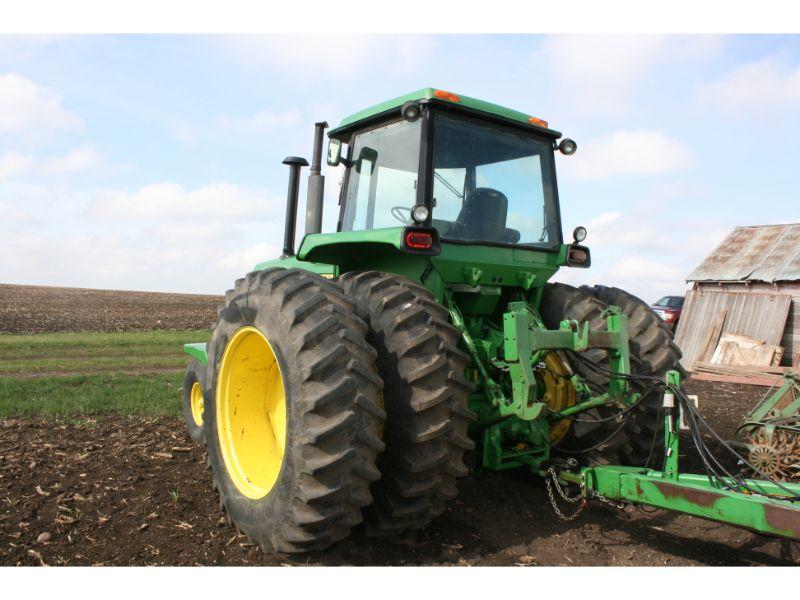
[453,187,521,244]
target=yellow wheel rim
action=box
[190,381,204,427]
[537,352,576,444]
[216,326,287,500]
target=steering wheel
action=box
[391,206,412,225]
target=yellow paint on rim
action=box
[190,381,204,427]
[538,352,576,444]
[216,326,287,500]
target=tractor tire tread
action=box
[541,282,681,466]
[204,267,384,553]
[338,270,475,537]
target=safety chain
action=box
[545,468,587,522]
[545,468,628,521]
[590,490,627,510]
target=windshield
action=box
[654,296,684,308]
[340,119,421,232]
[431,113,559,247]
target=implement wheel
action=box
[182,360,206,443]
[338,271,475,536]
[204,268,385,553]
[540,283,683,466]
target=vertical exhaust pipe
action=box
[305,121,328,235]
[281,156,308,258]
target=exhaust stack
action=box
[281,156,308,258]
[304,121,328,236]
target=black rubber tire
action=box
[584,285,685,466]
[585,285,686,382]
[338,271,476,536]
[540,283,681,466]
[182,359,206,443]
[204,268,386,553]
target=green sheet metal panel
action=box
[330,88,561,137]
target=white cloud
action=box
[0,145,105,180]
[556,197,730,302]
[0,73,82,140]
[88,182,281,222]
[172,107,305,144]
[151,222,225,244]
[215,243,281,273]
[697,57,800,113]
[40,144,102,175]
[563,130,695,180]
[219,35,436,81]
[216,108,304,135]
[0,226,285,295]
[538,35,722,114]
[0,180,288,294]
[611,256,687,285]
[0,151,33,179]
[540,35,665,112]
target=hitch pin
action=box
[663,390,676,434]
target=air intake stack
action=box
[305,121,328,235]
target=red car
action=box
[651,295,684,330]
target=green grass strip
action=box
[0,329,210,353]
[0,343,195,361]
[0,355,187,375]
[0,372,185,418]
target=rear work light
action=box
[401,227,441,256]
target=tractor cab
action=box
[267,88,588,281]
[327,88,572,251]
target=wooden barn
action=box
[675,223,800,382]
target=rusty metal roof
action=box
[687,223,800,283]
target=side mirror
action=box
[327,138,342,166]
[356,147,378,174]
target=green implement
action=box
[552,371,800,541]
[734,372,800,482]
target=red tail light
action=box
[405,231,434,249]
[566,244,591,268]
[401,226,440,255]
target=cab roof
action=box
[329,87,561,139]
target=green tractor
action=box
[182,88,800,553]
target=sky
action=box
[0,34,798,302]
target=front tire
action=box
[204,268,385,553]
[182,360,206,443]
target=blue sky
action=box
[0,34,798,301]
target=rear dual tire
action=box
[203,268,473,552]
[338,271,476,537]
[204,268,385,553]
